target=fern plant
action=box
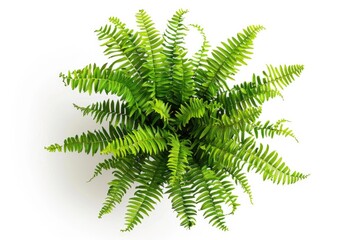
[46,9,307,231]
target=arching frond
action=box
[98,156,141,218]
[262,64,304,90]
[202,141,253,204]
[163,9,189,100]
[167,136,191,184]
[102,126,168,157]
[189,24,211,95]
[204,137,308,184]
[224,168,253,204]
[213,107,262,141]
[200,25,265,99]
[171,47,195,105]
[251,119,298,142]
[166,181,197,229]
[89,156,122,181]
[242,142,308,184]
[216,78,283,113]
[122,157,167,231]
[96,17,147,80]
[201,137,245,172]
[163,9,188,51]
[89,155,143,181]
[214,169,240,215]
[45,143,62,152]
[60,64,149,116]
[216,65,303,113]
[73,100,135,127]
[45,125,127,155]
[136,9,167,99]
[189,167,229,231]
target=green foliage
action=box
[175,98,206,127]
[200,25,265,99]
[189,167,229,231]
[102,126,168,157]
[45,125,127,156]
[46,9,308,231]
[123,156,167,231]
[251,119,298,142]
[167,136,191,184]
[96,156,141,218]
[73,100,134,127]
[166,181,197,229]
[189,24,211,96]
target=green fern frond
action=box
[251,119,298,142]
[214,170,240,215]
[167,136,191,184]
[171,47,195,105]
[122,157,167,231]
[224,168,253,204]
[189,167,229,231]
[136,9,167,99]
[216,65,303,113]
[166,180,197,229]
[98,156,141,218]
[213,107,262,141]
[202,137,245,170]
[96,17,147,79]
[216,78,283,113]
[163,9,189,100]
[203,140,254,204]
[205,137,307,185]
[60,64,149,116]
[89,155,143,182]
[89,156,122,181]
[163,9,188,51]
[45,143,62,152]
[189,24,211,95]
[191,106,261,141]
[102,126,168,157]
[241,141,308,184]
[73,100,135,127]
[45,125,126,155]
[261,64,304,90]
[200,25,265,99]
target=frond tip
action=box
[167,181,197,229]
[200,25,265,99]
[46,8,308,232]
[44,143,62,152]
[73,100,133,127]
[46,126,126,156]
[251,119,299,142]
[241,141,308,184]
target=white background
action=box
[1,0,359,239]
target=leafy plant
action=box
[46,9,308,231]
